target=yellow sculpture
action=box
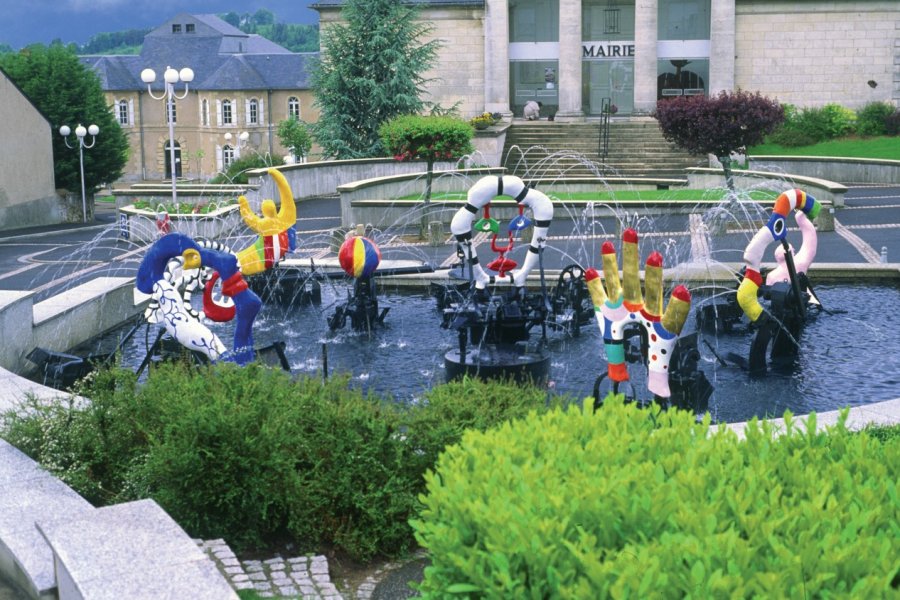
[236,168,297,276]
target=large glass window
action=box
[509,0,559,43]
[510,60,559,118]
[582,0,635,41]
[658,0,710,41]
[656,59,709,100]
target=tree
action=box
[653,90,784,191]
[311,0,440,159]
[222,12,241,28]
[379,115,473,203]
[276,117,313,162]
[0,44,129,194]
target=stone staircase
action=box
[502,119,706,180]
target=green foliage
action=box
[311,0,440,158]
[379,115,473,163]
[210,153,284,185]
[413,397,900,598]
[769,103,859,146]
[885,110,900,136]
[0,365,555,561]
[219,10,319,52]
[276,117,313,160]
[653,90,784,158]
[856,101,896,137]
[0,43,129,194]
[77,29,149,55]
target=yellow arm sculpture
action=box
[236,168,297,276]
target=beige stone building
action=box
[0,68,66,231]
[313,0,899,120]
[82,14,319,183]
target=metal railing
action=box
[599,97,612,159]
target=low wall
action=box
[685,168,847,208]
[748,156,900,186]
[0,192,83,233]
[470,125,508,166]
[247,158,463,201]
[338,168,505,227]
[116,204,242,244]
[0,278,146,378]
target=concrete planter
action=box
[117,203,242,243]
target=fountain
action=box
[14,158,899,425]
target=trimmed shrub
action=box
[768,103,856,147]
[209,153,284,185]
[413,397,900,598]
[856,101,896,137]
[0,365,556,560]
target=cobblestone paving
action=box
[198,539,427,599]
[199,539,343,599]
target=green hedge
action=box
[0,365,553,560]
[413,396,900,598]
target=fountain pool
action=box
[64,278,900,424]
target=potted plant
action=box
[469,113,494,130]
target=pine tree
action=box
[0,43,129,193]
[311,0,439,159]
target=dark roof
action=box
[312,0,483,7]
[81,13,315,92]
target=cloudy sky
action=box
[3,0,320,49]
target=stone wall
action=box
[735,1,899,108]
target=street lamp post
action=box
[59,123,99,223]
[141,65,194,204]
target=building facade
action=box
[0,68,65,231]
[314,0,899,120]
[83,14,319,182]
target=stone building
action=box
[0,67,65,231]
[82,13,319,182]
[313,0,899,120]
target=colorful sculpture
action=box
[585,228,692,399]
[765,210,818,286]
[137,232,261,365]
[339,235,381,278]
[450,175,553,289]
[236,168,297,276]
[737,189,819,322]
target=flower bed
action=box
[117,201,242,243]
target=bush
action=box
[856,101,896,136]
[413,397,900,598]
[885,109,900,136]
[210,153,284,185]
[769,103,857,146]
[0,365,556,561]
[379,114,474,163]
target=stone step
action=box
[0,439,95,599]
[35,499,237,600]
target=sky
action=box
[2,0,320,49]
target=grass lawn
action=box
[748,135,900,159]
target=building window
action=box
[248,99,259,124]
[288,96,300,120]
[172,24,182,34]
[657,59,708,100]
[201,99,209,126]
[509,0,559,43]
[658,0,710,41]
[186,23,195,33]
[222,99,233,125]
[117,100,129,125]
[223,145,235,169]
[582,0,635,41]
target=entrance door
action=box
[583,60,634,115]
[164,140,182,179]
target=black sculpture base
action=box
[444,344,550,386]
